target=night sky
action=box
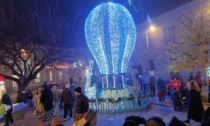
[59,0,193,47]
[62,0,193,24]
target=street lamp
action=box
[150,25,156,32]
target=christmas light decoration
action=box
[85,2,136,76]
[85,60,96,99]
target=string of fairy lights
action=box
[85,2,136,75]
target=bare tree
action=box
[167,9,210,72]
[0,0,84,102]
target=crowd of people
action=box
[28,78,92,126]
[137,71,210,126]
[1,70,210,126]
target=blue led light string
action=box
[117,5,126,74]
[85,5,108,75]
[85,2,136,76]
[121,7,136,73]
[108,3,120,75]
[102,3,113,75]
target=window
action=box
[49,71,53,81]
[12,75,18,88]
[163,27,168,43]
[35,73,40,82]
[163,25,176,43]
[145,33,153,46]
[58,71,63,80]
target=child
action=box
[171,88,183,111]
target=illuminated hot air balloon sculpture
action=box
[85,2,136,90]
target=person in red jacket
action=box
[169,77,181,91]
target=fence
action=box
[89,96,152,114]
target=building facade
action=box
[1,63,87,93]
[131,0,210,81]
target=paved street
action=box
[0,96,202,126]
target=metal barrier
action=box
[89,96,152,113]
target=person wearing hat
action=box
[61,84,74,121]
[40,84,54,123]
[74,86,89,123]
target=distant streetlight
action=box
[150,25,156,32]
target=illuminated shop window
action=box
[49,71,53,81]
[35,73,40,82]
[58,71,63,80]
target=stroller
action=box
[84,109,97,126]
[73,108,97,126]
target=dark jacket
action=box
[21,93,28,103]
[70,84,76,101]
[26,91,33,100]
[1,94,13,112]
[40,88,54,111]
[75,94,89,114]
[201,107,210,126]
[157,78,166,90]
[61,88,74,104]
[181,88,190,105]
[172,91,183,106]
[187,89,204,122]
[149,76,156,86]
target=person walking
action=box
[157,78,166,103]
[1,89,13,126]
[40,84,54,123]
[52,85,61,116]
[74,86,89,123]
[184,81,204,124]
[61,84,74,121]
[148,71,156,97]
[34,88,44,119]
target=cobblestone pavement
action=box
[0,96,202,126]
